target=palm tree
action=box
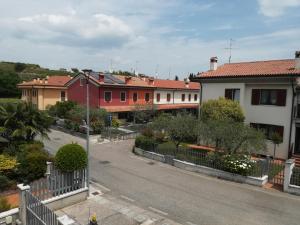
[0,102,52,142]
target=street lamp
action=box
[82,69,92,196]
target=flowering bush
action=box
[222,154,255,176]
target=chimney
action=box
[210,57,218,71]
[33,79,37,82]
[295,51,300,69]
[99,73,105,82]
[184,78,190,88]
[46,76,49,79]
[148,77,154,85]
[125,76,132,84]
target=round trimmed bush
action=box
[55,144,87,172]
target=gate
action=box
[25,190,61,225]
[267,159,285,187]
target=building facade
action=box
[17,76,72,110]
[66,73,200,118]
[194,52,300,159]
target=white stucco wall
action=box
[154,89,199,105]
[201,81,293,159]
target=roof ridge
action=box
[223,58,294,65]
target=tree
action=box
[14,63,26,72]
[152,113,197,153]
[270,132,283,158]
[198,120,266,155]
[174,75,179,81]
[132,104,157,124]
[201,97,245,122]
[0,102,52,142]
[0,70,21,98]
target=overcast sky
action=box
[0,0,299,79]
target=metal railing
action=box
[290,166,300,186]
[144,145,266,177]
[25,191,61,225]
[30,163,86,201]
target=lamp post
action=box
[83,69,92,196]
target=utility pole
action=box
[83,69,92,196]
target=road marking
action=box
[186,222,197,225]
[90,180,111,192]
[148,207,168,216]
[120,195,135,202]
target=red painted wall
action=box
[128,89,153,105]
[68,78,99,108]
[99,87,129,106]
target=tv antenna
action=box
[224,38,237,63]
[155,64,159,78]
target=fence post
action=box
[284,159,295,192]
[17,184,30,225]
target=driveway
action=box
[43,129,300,225]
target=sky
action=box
[0,0,299,79]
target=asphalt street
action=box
[43,129,300,225]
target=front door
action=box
[295,127,300,154]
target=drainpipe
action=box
[198,81,203,119]
[288,79,296,158]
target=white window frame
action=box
[80,78,84,86]
[104,91,112,103]
[120,91,126,102]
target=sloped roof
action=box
[198,59,300,78]
[18,76,72,87]
[153,79,200,90]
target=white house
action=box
[194,51,300,160]
[152,79,200,112]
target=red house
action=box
[66,72,155,119]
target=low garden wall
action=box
[134,147,268,187]
[173,159,268,187]
[284,159,300,196]
[0,208,19,225]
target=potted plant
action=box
[89,214,98,225]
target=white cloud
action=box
[2,12,133,49]
[257,0,300,17]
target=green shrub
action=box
[222,154,255,176]
[55,144,87,172]
[111,118,121,128]
[141,127,154,138]
[156,142,176,155]
[135,135,157,151]
[0,175,11,191]
[154,131,166,143]
[91,120,104,134]
[0,197,11,213]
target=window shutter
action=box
[277,90,287,106]
[225,89,231,99]
[275,126,284,139]
[251,89,260,105]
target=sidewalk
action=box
[55,184,183,225]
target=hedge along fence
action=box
[135,136,266,178]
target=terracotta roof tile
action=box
[18,75,72,87]
[152,79,200,90]
[198,59,300,78]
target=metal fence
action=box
[290,166,300,186]
[30,163,86,201]
[25,191,61,225]
[147,146,266,178]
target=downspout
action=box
[288,79,296,158]
[198,81,203,119]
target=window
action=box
[225,89,240,102]
[188,94,191,102]
[104,91,112,102]
[194,94,198,101]
[250,123,284,140]
[32,90,38,97]
[167,93,171,102]
[156,93,160,102]
[133,92,138,102]
[145,93,150,102]
[120,92,126,102]
[181,94,185,102]
[80,78,85,86]
[61,91,66,102]
[251,89,286,106]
